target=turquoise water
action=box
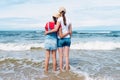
[0,30,120,80]
[0,30,120,50]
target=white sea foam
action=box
[0,41,120,51]
[71,41,120,50]
[0,43,44,51]
[75,30,111,34]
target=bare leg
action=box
[58,48,63,71]
[64,46,70,71]
[52,50,57,71]
[45,50,50,72]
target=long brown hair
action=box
[52,16,57,25]
[61,11,67,26]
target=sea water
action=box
[0,30,120,80]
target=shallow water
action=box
[0,51,87,80]
[0,49,119,80]
[70,50,120,80]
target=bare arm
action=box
[45,22,60,35]
[68,23,72,37]
[58,27,69,38]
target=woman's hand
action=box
[44,31,48,35]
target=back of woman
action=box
[57,7,72,71]
[45,22,57,39]
[57,16,70,39]
[44,21,57,50]
[44,13,60,72]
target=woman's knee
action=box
[52,55,56,59]
[46,54,50,58]
[52,52,56,59]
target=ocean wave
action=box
[0,41,120,51]
[0,43,44,51]
[73,30,111,34]
[71,41,120,50]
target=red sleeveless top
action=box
[45,22,55,31]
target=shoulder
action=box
[58,17,62,22]
[49,21,54,24]
[47,21,54,26]
[66,17,71,23]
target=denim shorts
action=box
[44,33,57,50]
[57,38,71,47]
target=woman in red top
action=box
[44,13,59,72]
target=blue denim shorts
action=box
[57,38,71,47]
[44,33,57,50]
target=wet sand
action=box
[0,49,120,80]
[0,50,88,80]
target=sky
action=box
[0,0,120,31]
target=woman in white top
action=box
[45,7,72,71]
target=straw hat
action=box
[52,12,60,18]
[58,7,66,13]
